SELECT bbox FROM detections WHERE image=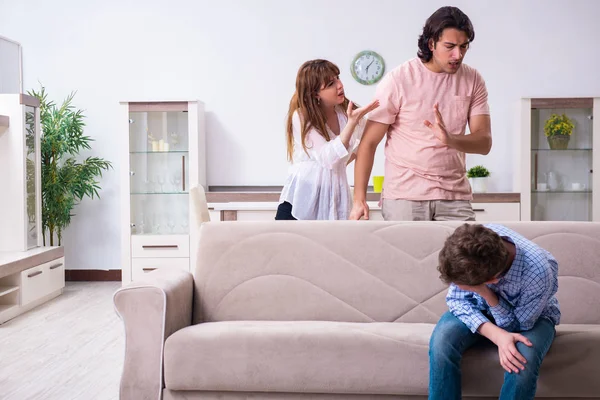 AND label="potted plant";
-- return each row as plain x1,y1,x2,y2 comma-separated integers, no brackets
467,165,490,193
28,86,112,246
544,113,574,150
